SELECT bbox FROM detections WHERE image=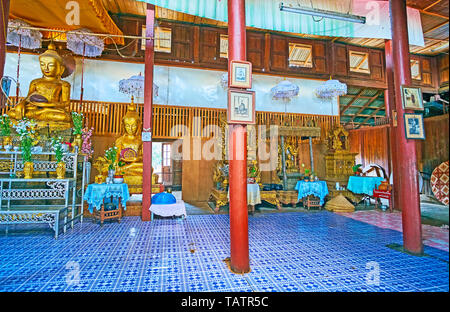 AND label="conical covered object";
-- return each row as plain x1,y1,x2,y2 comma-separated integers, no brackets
325,195,355,212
